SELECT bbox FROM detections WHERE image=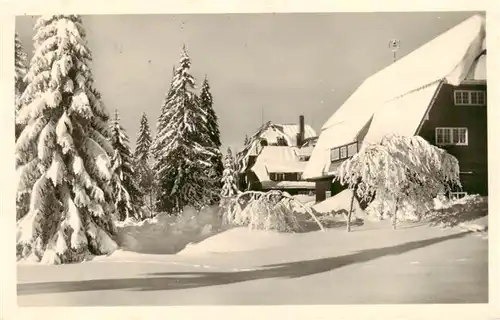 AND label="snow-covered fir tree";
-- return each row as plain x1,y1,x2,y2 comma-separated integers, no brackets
110,109,144,221
134,112,154,212
152,66,176,147
199,77,221,149
220,148,239,198
15,15,118,264
134,112,152,162
15,33,29,140
199,76,223,202
152,46,219,213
